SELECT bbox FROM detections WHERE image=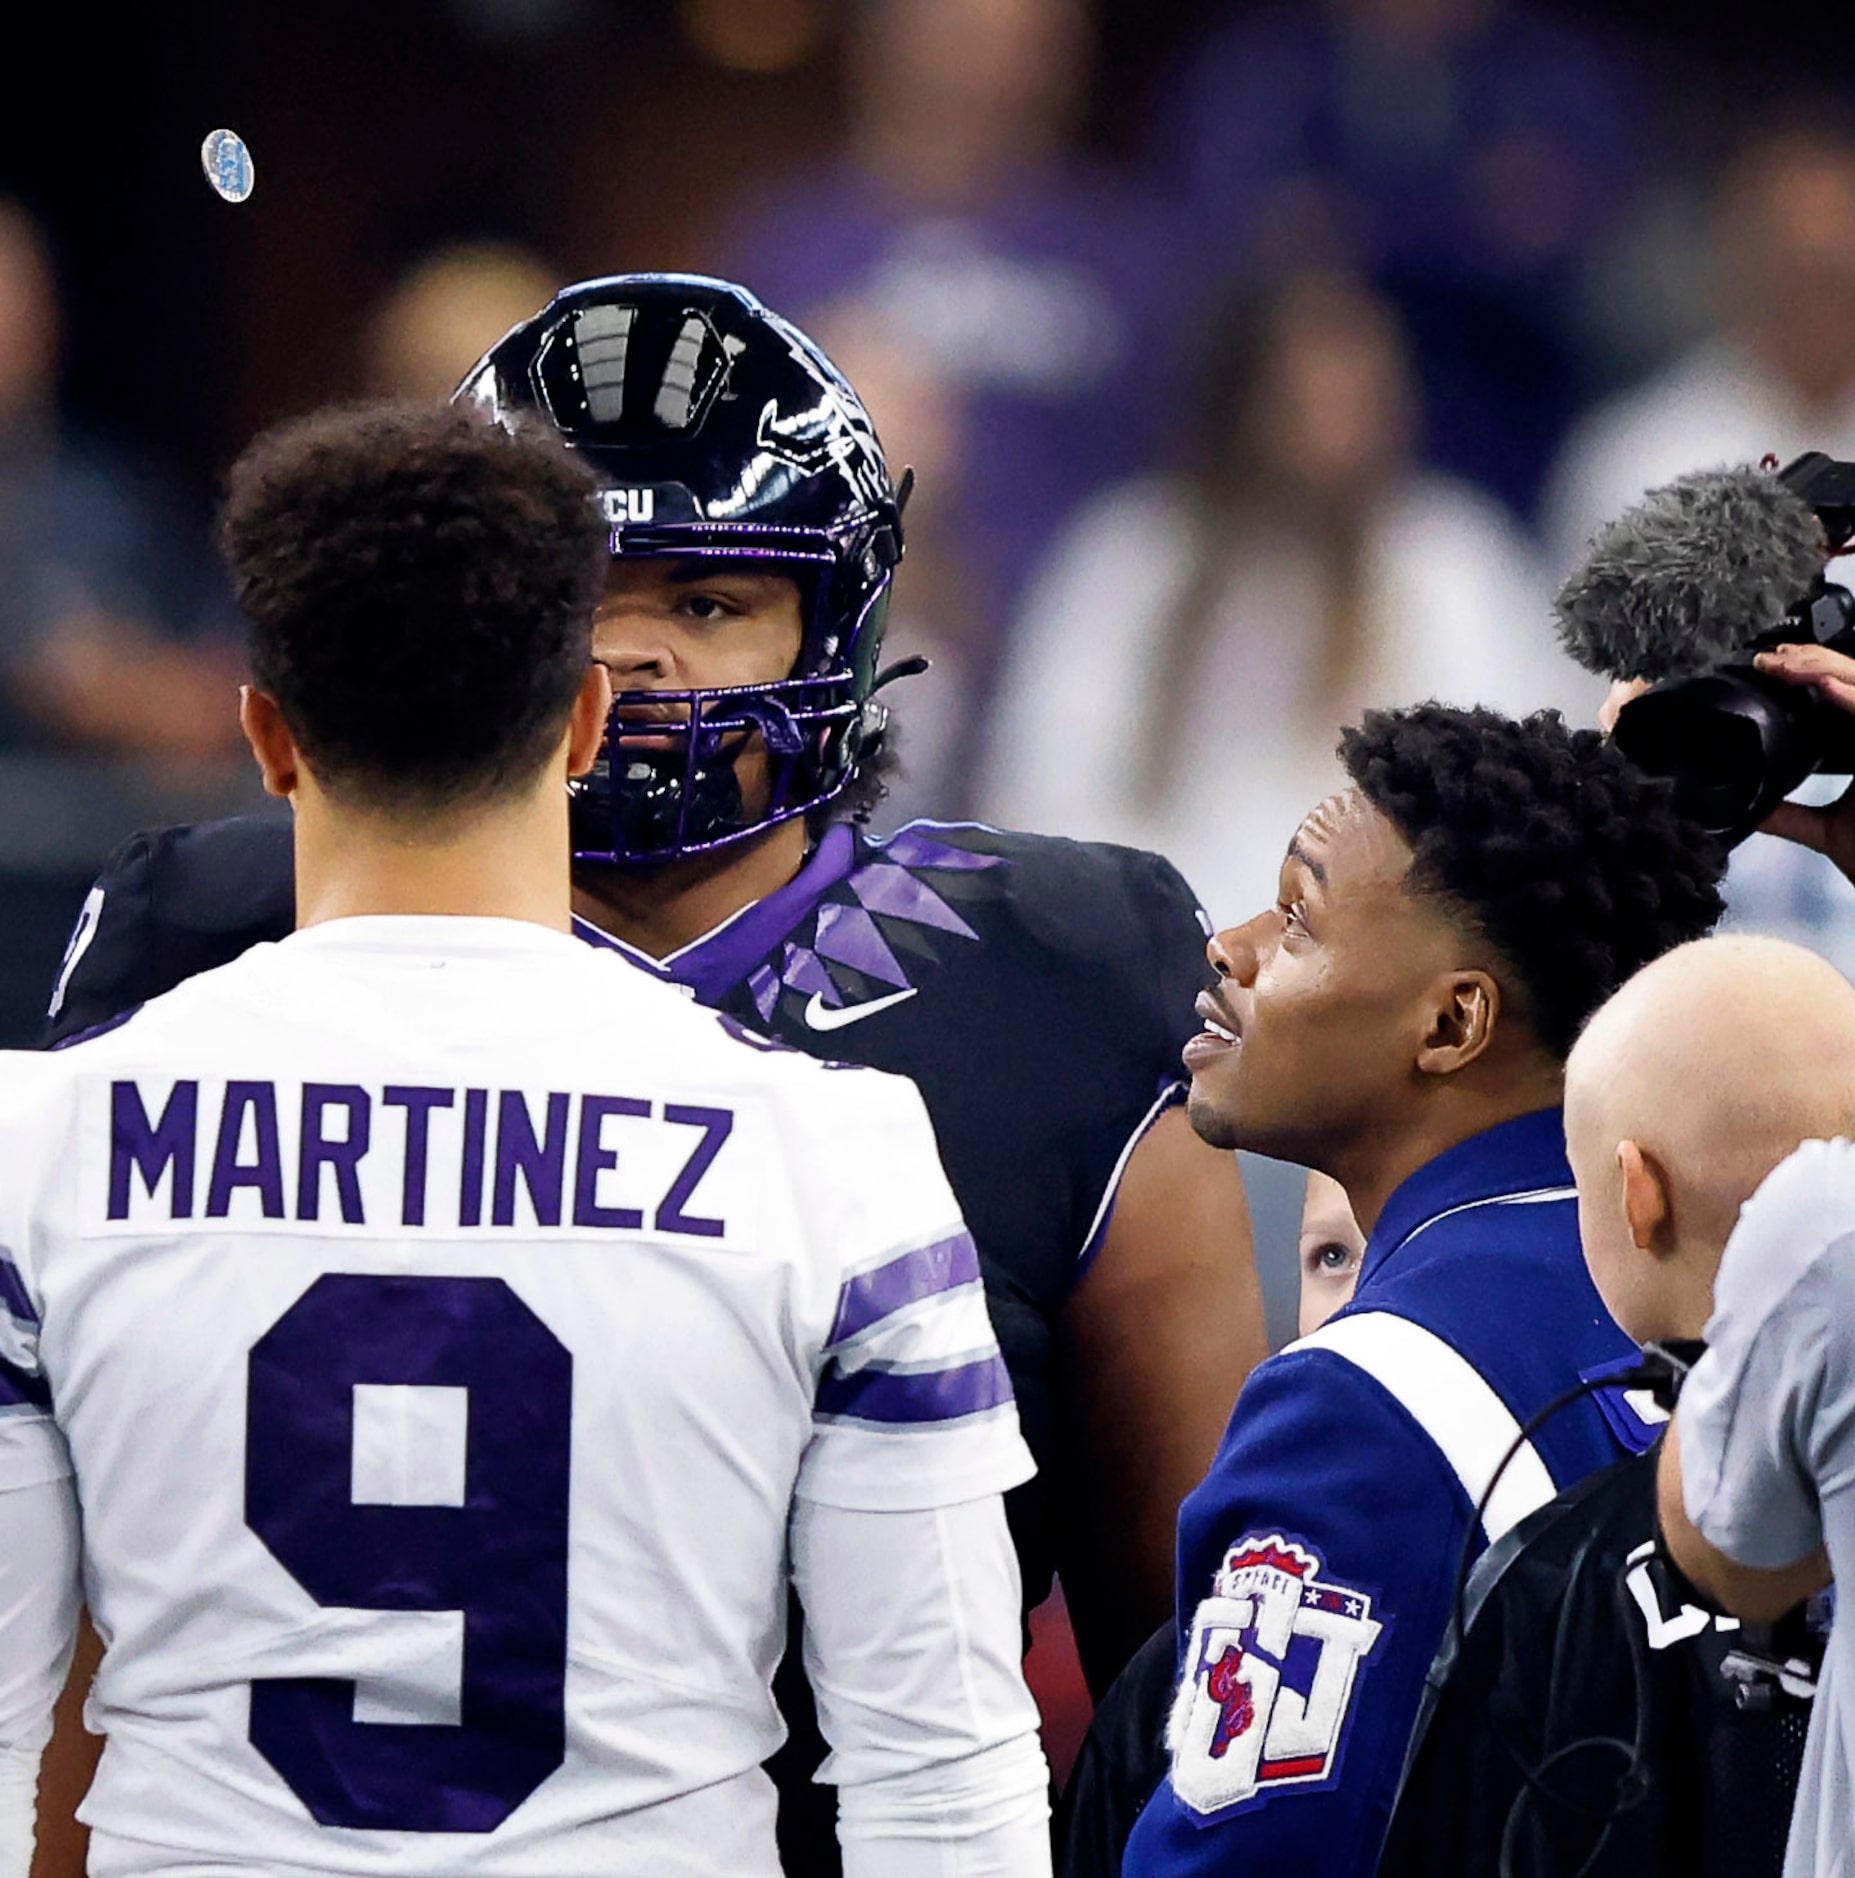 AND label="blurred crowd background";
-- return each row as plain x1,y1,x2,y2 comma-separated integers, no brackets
5,0,1854,1033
